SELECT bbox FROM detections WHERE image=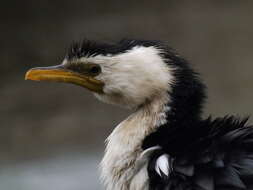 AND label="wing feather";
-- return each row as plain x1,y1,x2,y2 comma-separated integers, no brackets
145,117,253,190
